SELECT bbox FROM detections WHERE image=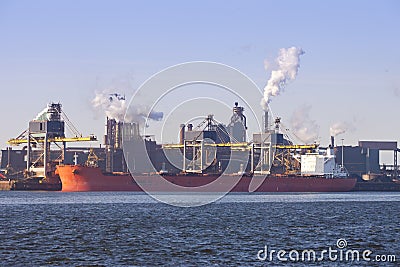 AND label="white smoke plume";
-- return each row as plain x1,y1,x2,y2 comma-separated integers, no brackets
261,47,305,110
92,91,163,124
263,59,271,71
290,104,319,144
330,121,351,137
